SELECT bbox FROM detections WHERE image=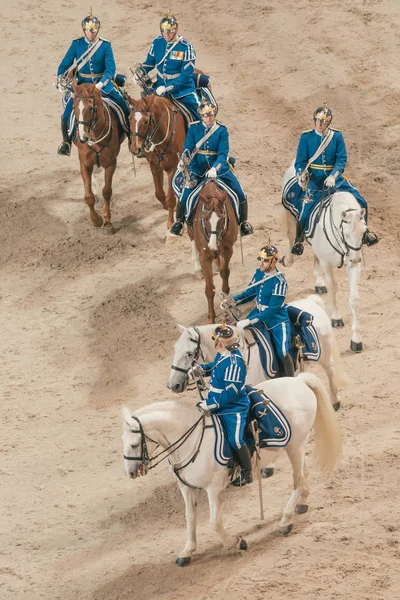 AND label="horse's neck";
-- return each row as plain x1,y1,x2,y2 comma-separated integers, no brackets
331,194,356,222
93,103,109,133
196,326,218,362
152,102,170,142
140,402,199,448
